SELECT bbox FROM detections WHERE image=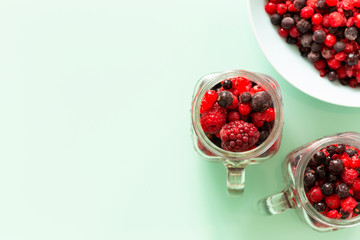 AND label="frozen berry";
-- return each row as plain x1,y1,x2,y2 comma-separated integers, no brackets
200,104,227,134
326,194,340,209
219,120,260,152
296,19,312,33
301,34,313,47
341,168,359,185
281,17,295,29
309,186,324,202
294,0,306,10
314,202,326,212
337,144,346,154
334,41,345,53
347,53,359,66
316,165,326,179
301,7,314,19
270,13,282,25
336,183,350,199
218,91,233,108
326,0,337,6
353,203,360,215
345,27,358,41
304,171,316,188
313,30,326,43
327,145,337,155
251,91,271,112
340,196,357,213
327,210,338,218
328,12,343,28
238,103,252,116
240,92,251,103
330,159,345,174
322,182,334,196
327,71,338,81
346,149,357,157
222,80,233,90
257,130,269,145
